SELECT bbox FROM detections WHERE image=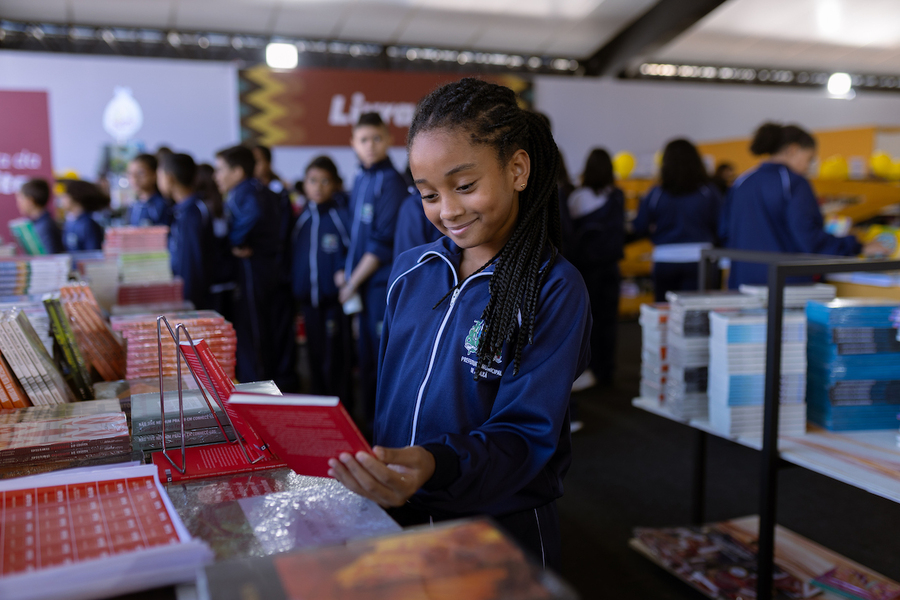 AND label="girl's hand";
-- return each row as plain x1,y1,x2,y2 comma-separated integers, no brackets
334,270,346,287
328,446,436,507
